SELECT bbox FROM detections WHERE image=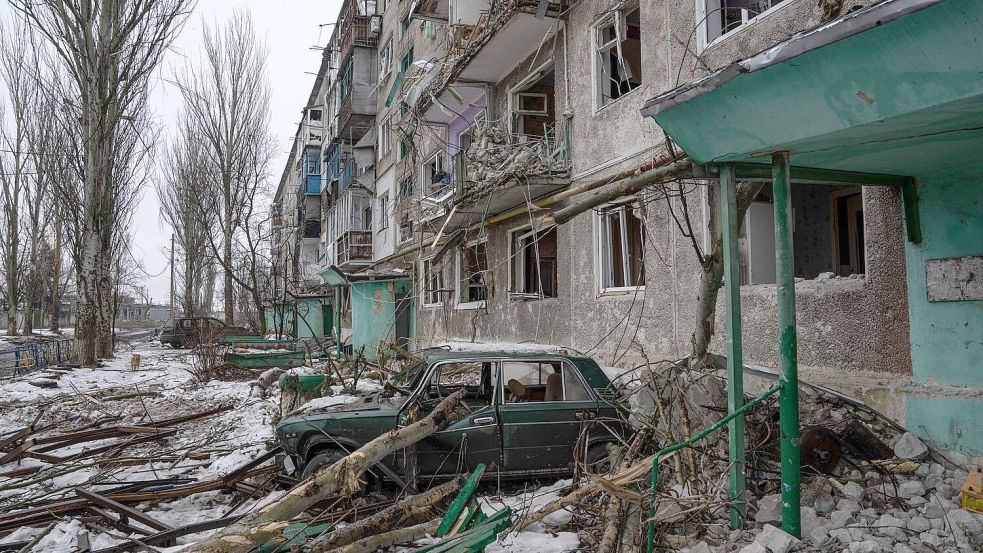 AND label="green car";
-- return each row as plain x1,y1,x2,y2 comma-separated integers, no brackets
274,350,628,482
